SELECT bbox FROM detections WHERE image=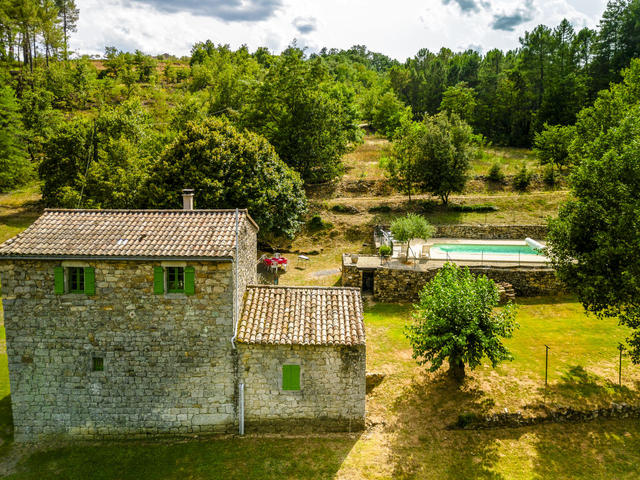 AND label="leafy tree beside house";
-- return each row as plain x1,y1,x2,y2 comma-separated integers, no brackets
390,214,435,261
143,117,307,239
406,263,518,381
547,59,640,362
